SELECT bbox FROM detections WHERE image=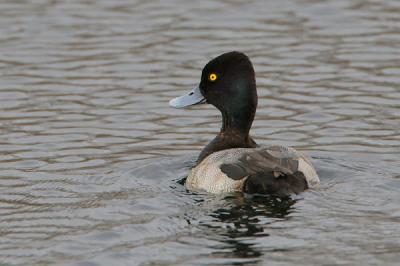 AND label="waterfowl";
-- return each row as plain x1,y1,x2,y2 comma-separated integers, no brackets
169,51,320,196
